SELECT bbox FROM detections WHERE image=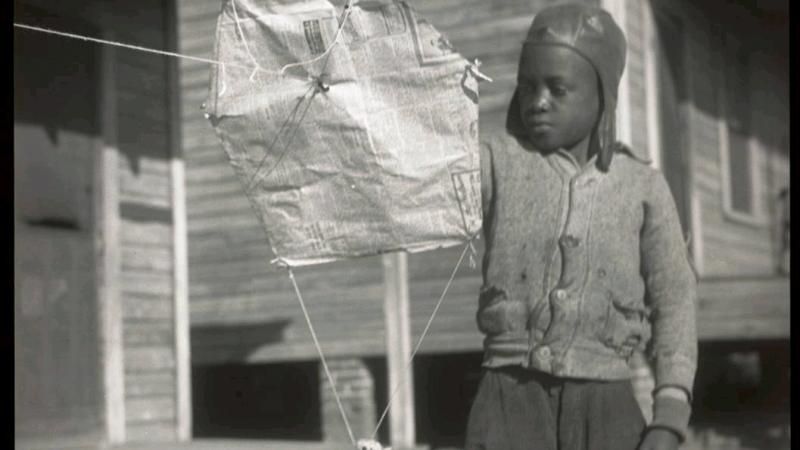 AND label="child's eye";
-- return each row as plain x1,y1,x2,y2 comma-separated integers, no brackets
551,86,567,96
